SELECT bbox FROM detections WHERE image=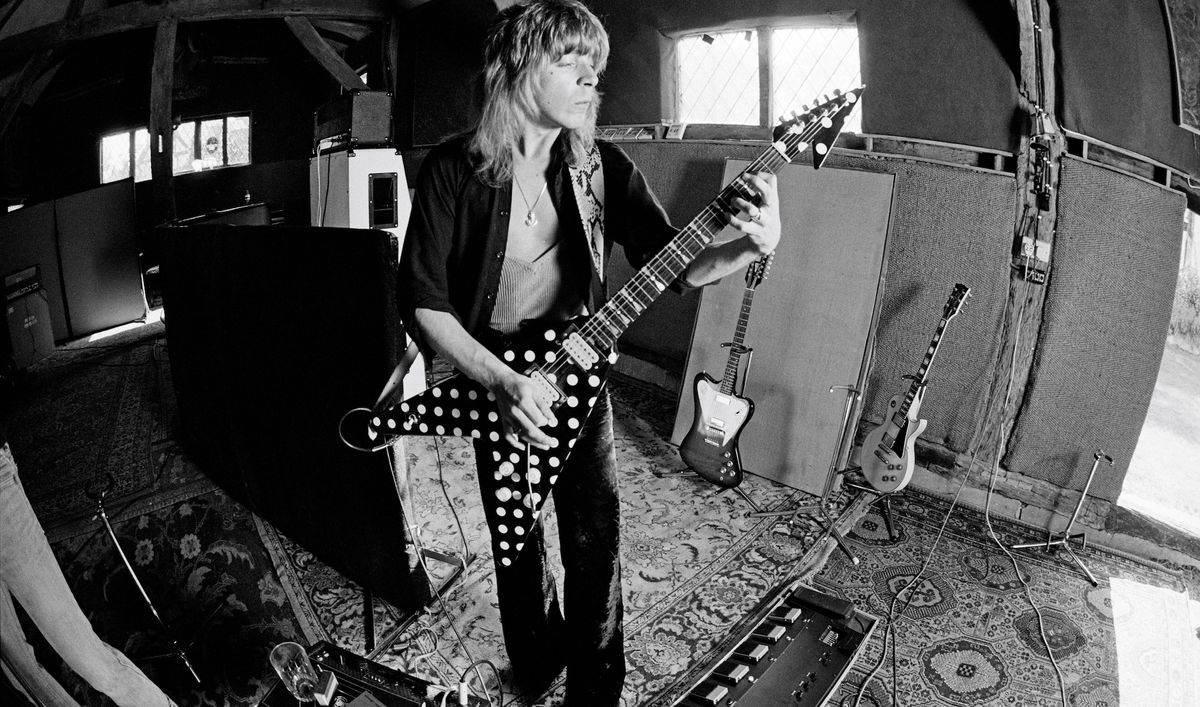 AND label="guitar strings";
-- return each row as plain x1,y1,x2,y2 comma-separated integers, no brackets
534,102,841,387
